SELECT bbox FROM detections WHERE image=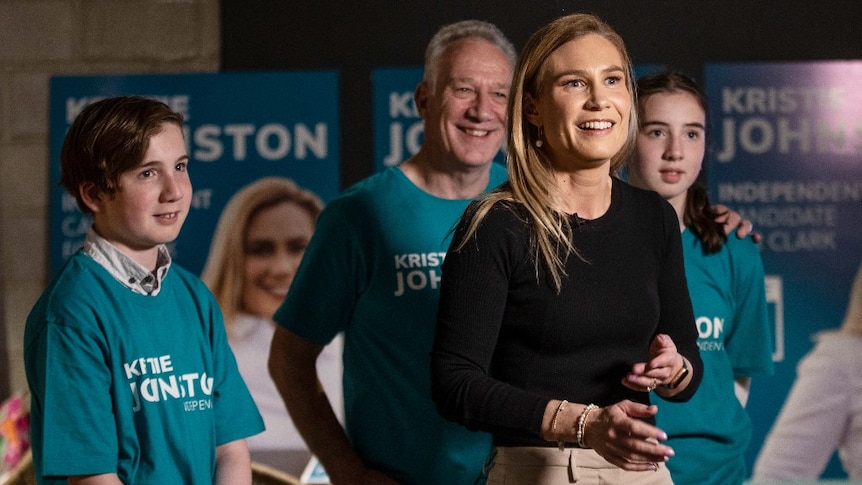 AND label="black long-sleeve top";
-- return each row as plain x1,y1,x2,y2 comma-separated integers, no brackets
431,177,703,447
